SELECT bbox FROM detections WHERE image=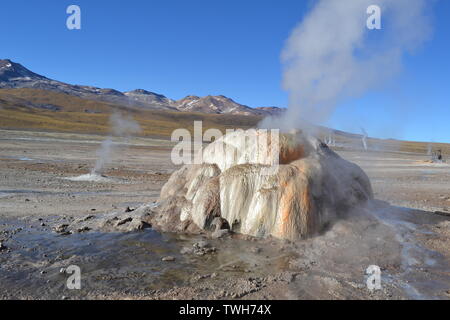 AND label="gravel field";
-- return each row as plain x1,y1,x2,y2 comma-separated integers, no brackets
0,130,449,300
